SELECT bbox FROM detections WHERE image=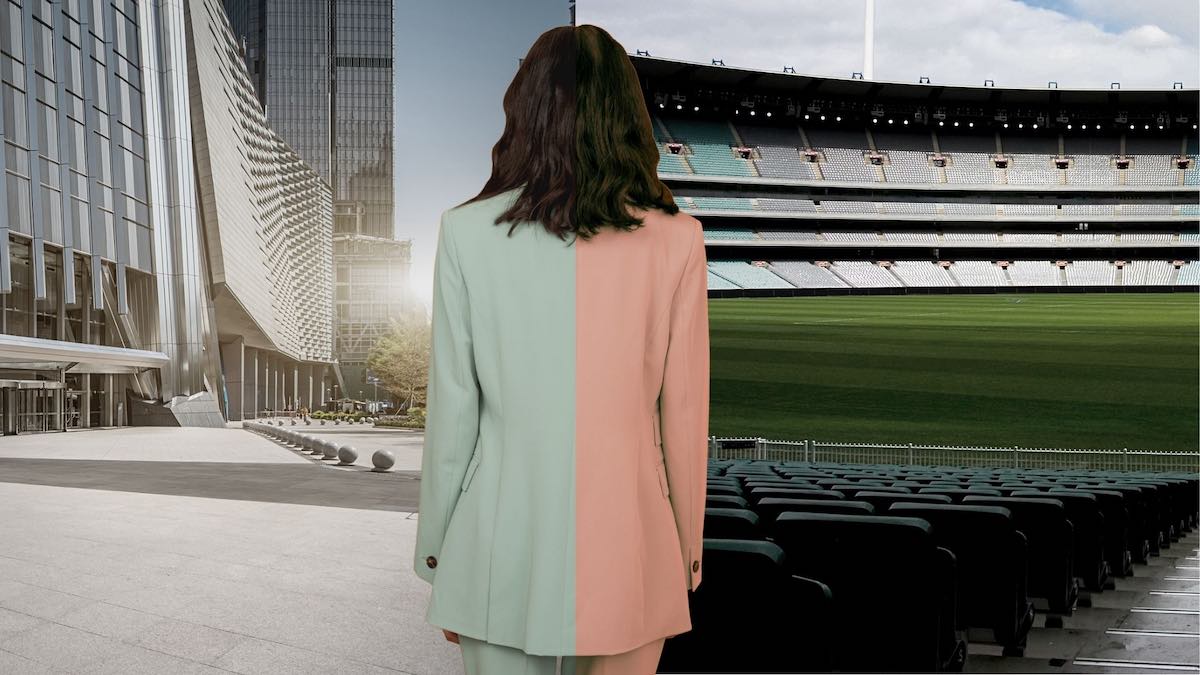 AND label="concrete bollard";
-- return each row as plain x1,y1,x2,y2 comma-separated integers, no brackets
337,446,359,465
372,450,395,472
322,442,339,460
